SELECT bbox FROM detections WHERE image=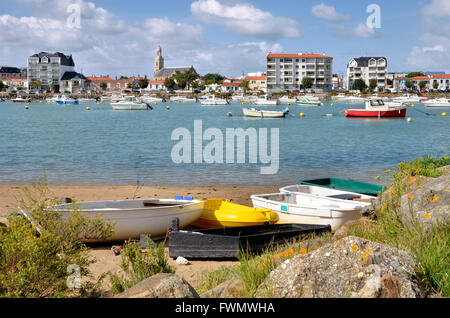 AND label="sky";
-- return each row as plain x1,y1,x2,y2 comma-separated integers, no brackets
0,0,449,78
